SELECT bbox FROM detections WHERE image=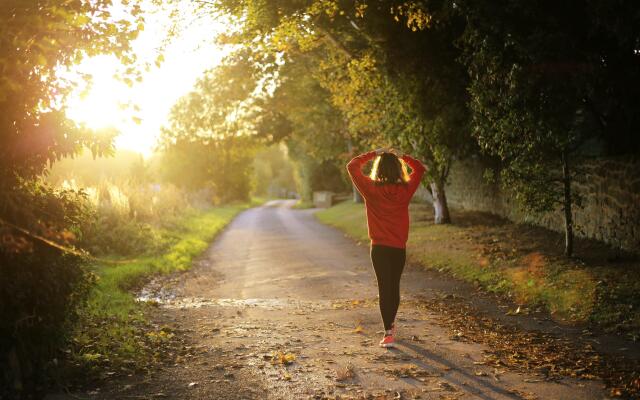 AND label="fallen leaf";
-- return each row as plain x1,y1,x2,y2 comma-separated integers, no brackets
270,351,296,365
336,364,355,381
